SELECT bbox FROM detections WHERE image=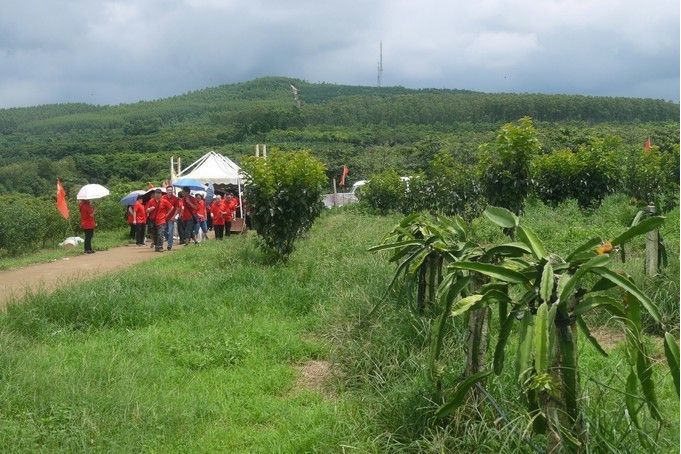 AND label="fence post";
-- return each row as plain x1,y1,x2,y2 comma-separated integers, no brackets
645,204,659,277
